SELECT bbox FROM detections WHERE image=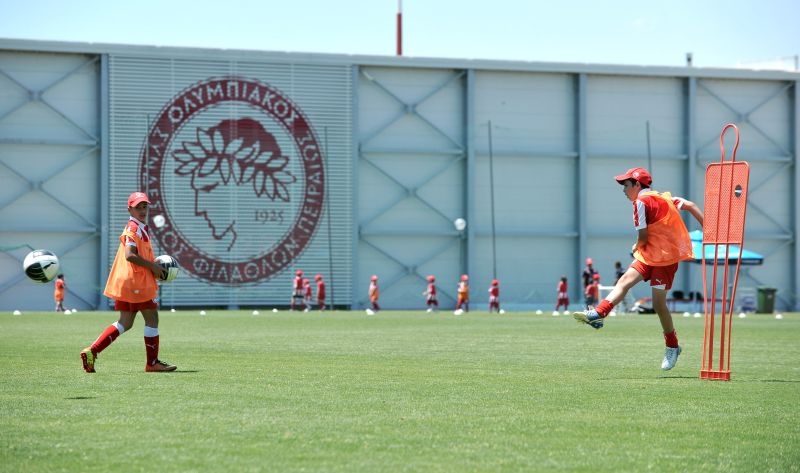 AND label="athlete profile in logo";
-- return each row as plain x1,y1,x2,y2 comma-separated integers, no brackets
141,76,325,285
173,118,296,251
